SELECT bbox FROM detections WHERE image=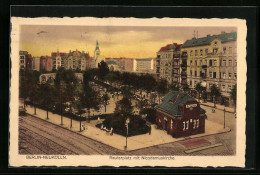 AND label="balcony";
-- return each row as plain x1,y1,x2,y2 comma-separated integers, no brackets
181,63,187,68
181,72,187,77
173,54,180,58
202,65,207,69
